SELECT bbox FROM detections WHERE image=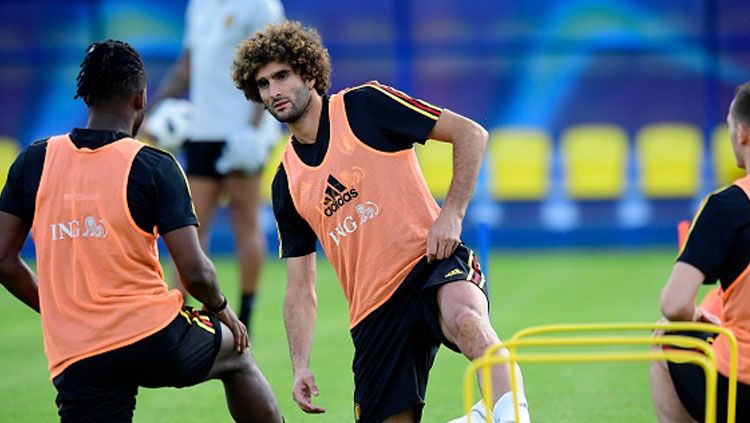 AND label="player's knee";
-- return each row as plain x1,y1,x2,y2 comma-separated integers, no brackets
451,306,499,354
214,349,255,380
232,350,256,375
452,305,484,333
